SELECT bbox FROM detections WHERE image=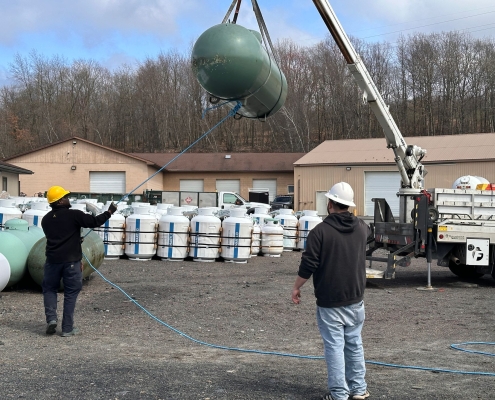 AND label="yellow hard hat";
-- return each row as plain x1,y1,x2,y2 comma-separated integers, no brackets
47,186,70,204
